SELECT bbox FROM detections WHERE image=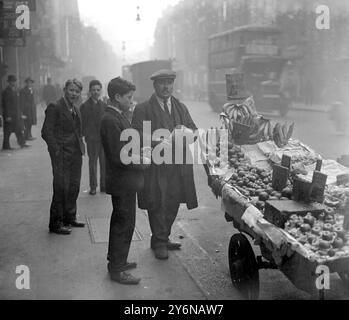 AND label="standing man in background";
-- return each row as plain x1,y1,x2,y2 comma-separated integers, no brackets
20,77,37,141
0,63,9,129
42,79,86,235
80,80,107,195
2,75,28,150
